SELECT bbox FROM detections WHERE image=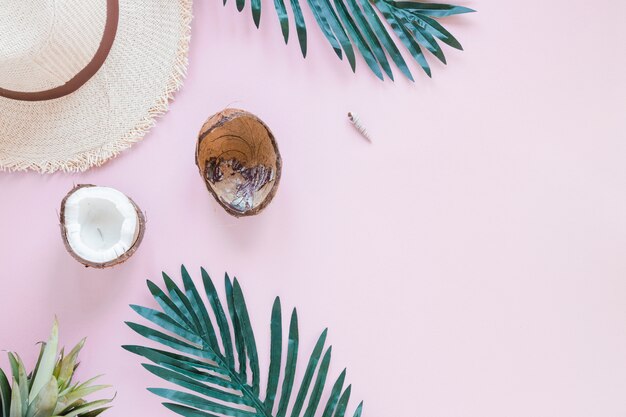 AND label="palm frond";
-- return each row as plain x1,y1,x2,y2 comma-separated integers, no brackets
222,0,475,80
124,266,362,417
